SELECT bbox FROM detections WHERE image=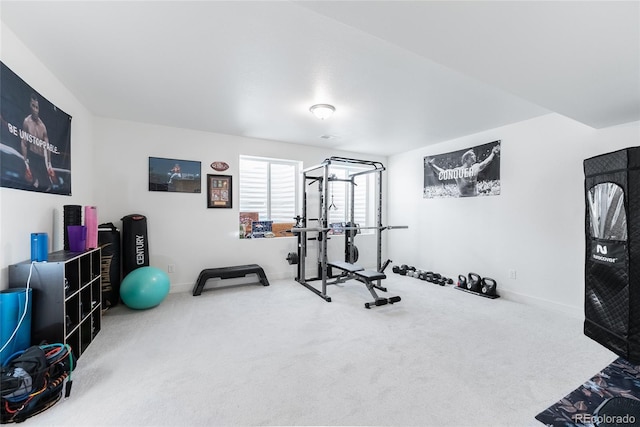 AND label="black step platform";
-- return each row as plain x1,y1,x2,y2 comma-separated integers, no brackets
192,264,270,296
